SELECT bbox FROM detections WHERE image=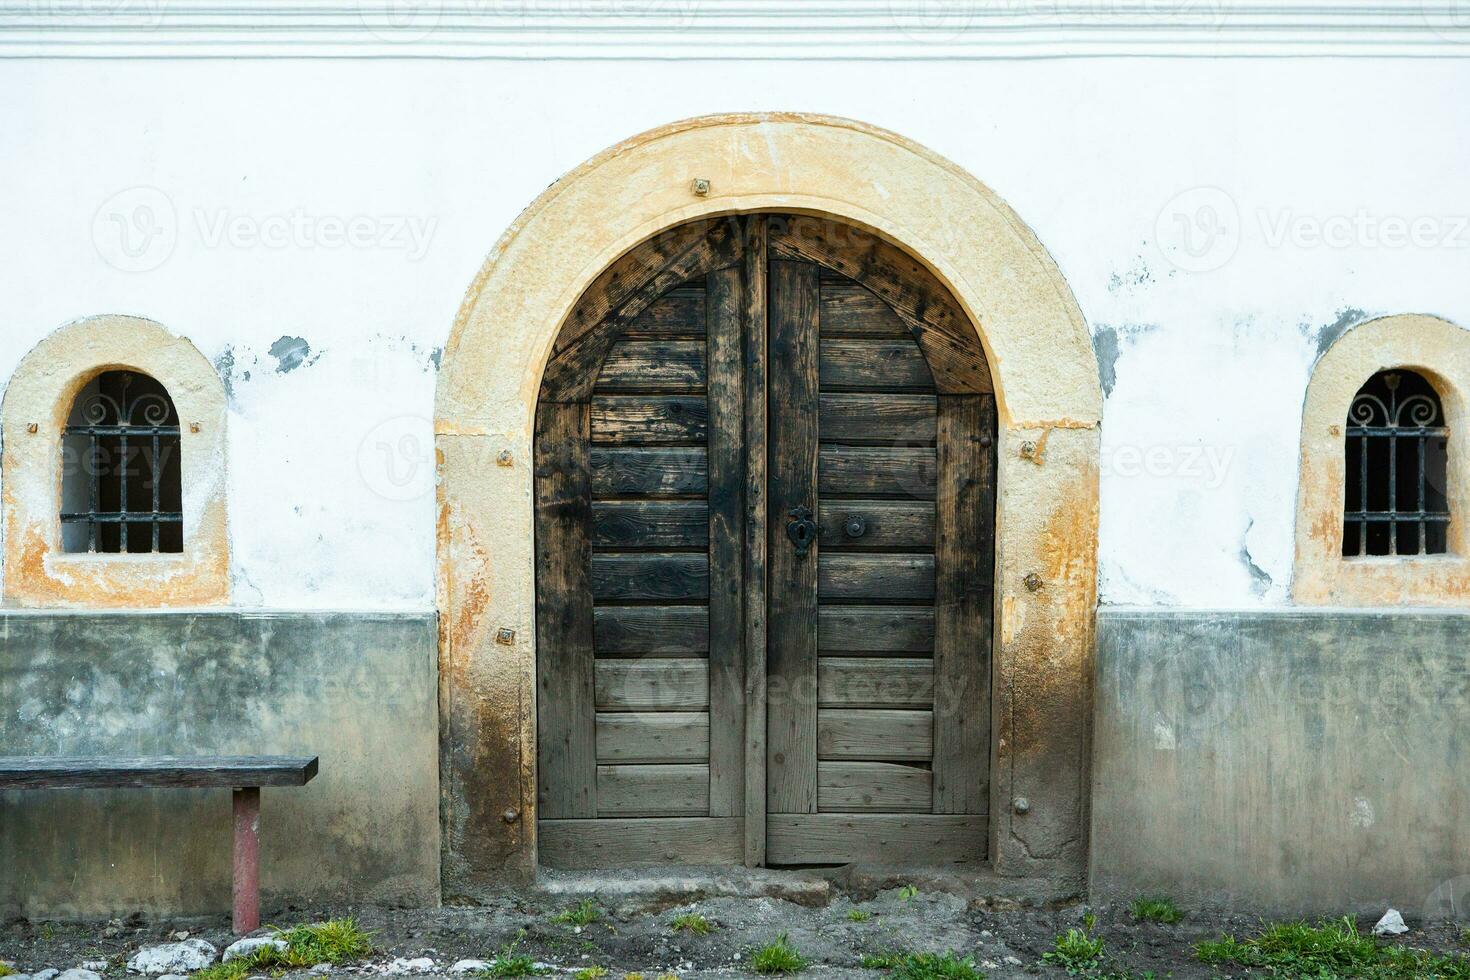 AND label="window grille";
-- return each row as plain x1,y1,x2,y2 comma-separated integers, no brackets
60,371,183,554
1343,369,1449,557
